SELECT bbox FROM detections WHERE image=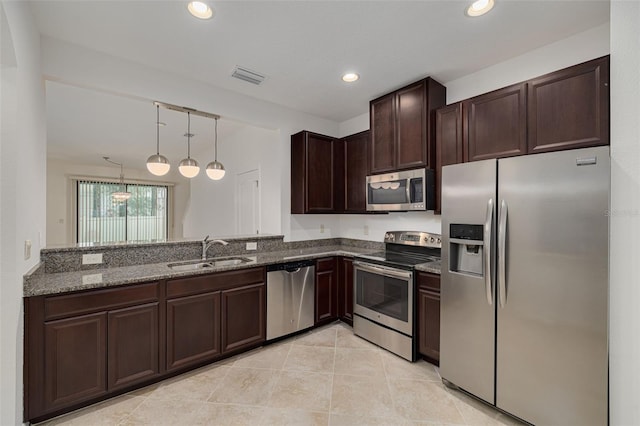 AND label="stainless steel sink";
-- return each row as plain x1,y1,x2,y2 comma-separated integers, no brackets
210,258,250,266
167,261,214,271
168,257,254,271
